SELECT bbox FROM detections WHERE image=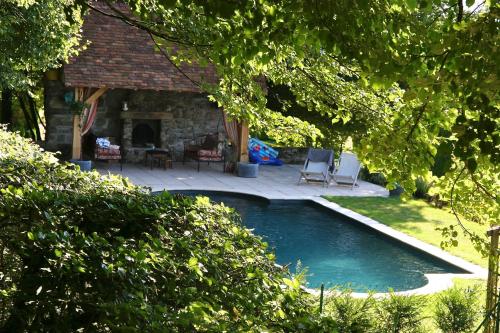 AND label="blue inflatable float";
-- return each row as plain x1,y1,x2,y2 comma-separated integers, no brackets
248,138,283,166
